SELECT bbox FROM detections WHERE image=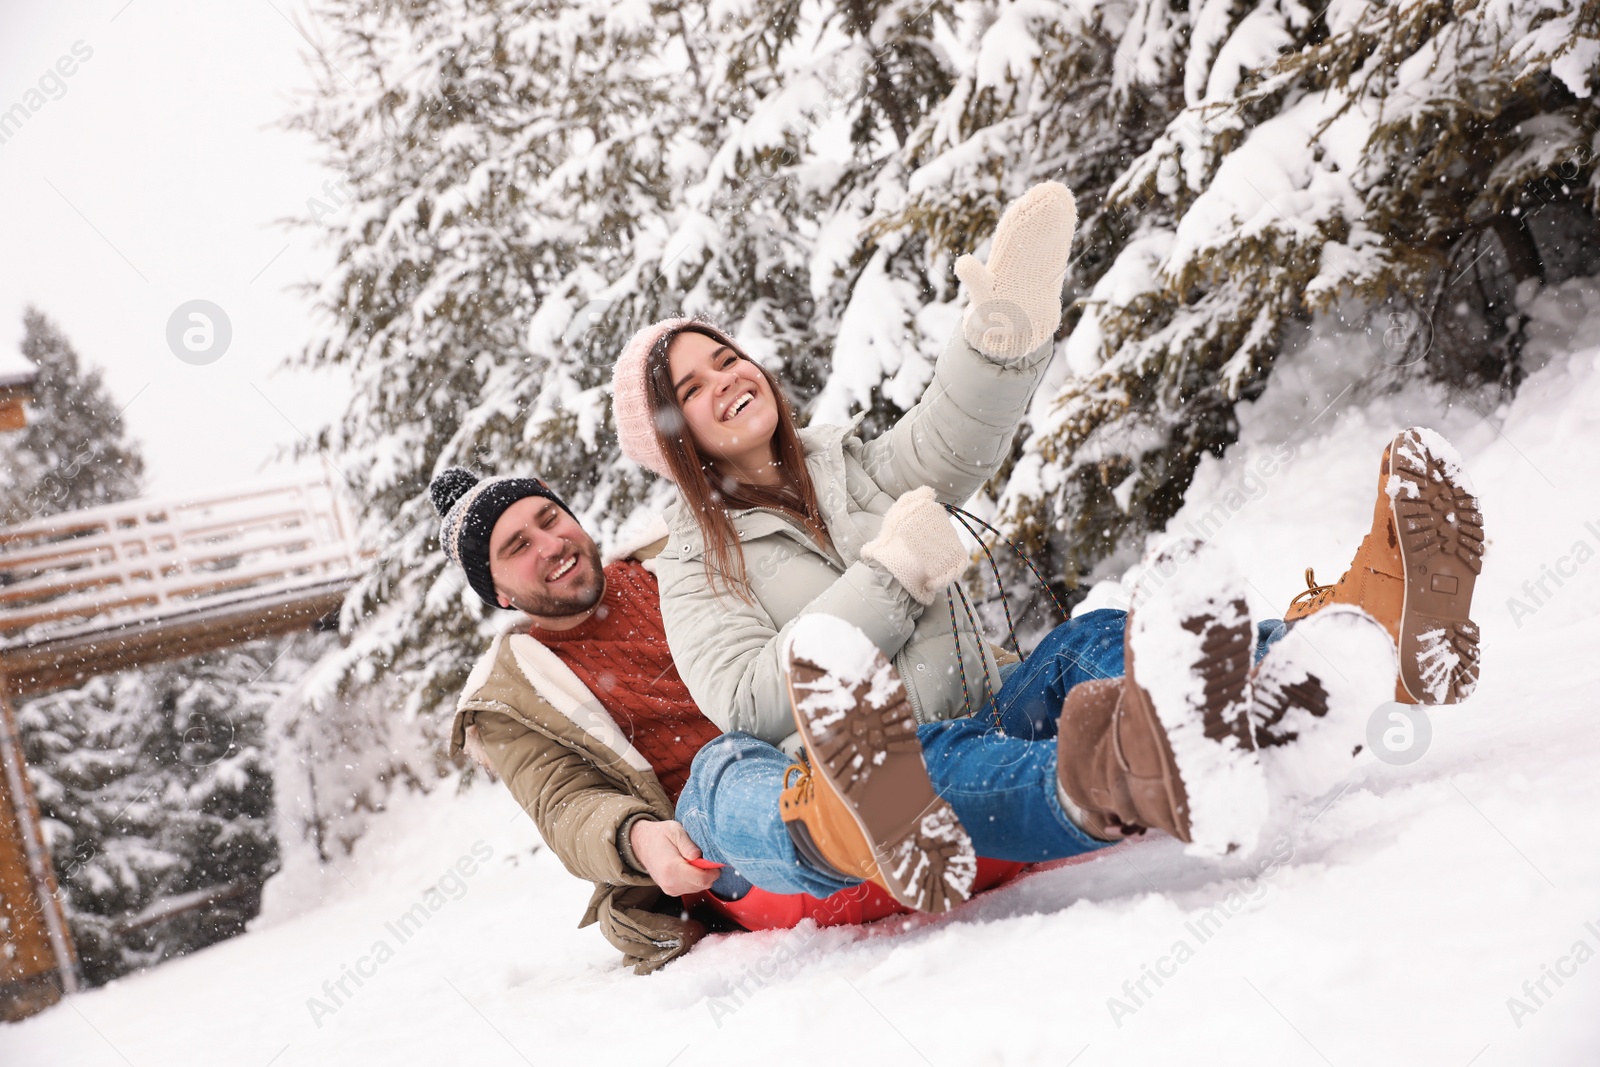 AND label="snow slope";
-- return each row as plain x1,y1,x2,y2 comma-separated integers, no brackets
7,282,1600,1065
